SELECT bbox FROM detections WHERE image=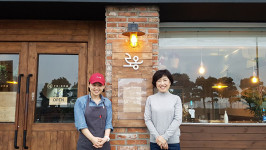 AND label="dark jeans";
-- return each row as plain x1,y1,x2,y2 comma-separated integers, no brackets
150,142,180,150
